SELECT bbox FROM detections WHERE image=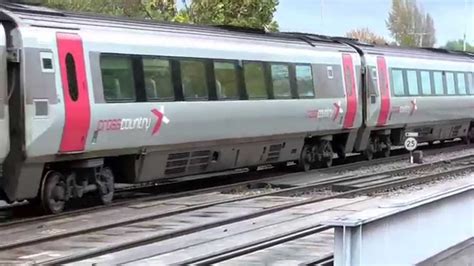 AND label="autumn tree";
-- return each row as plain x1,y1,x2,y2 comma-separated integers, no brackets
386,0,436,47
346,28,388,45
